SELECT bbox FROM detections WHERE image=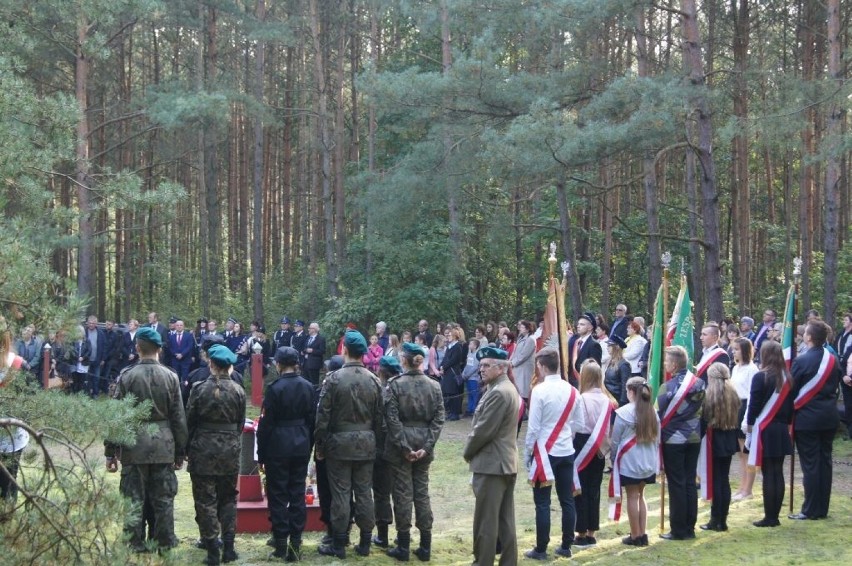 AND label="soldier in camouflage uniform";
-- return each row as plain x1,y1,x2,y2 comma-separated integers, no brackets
315,330,383,559
384,342,446,562
371,355,404,549
186,344,246,565
105,327,188,553
257,346,317,561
